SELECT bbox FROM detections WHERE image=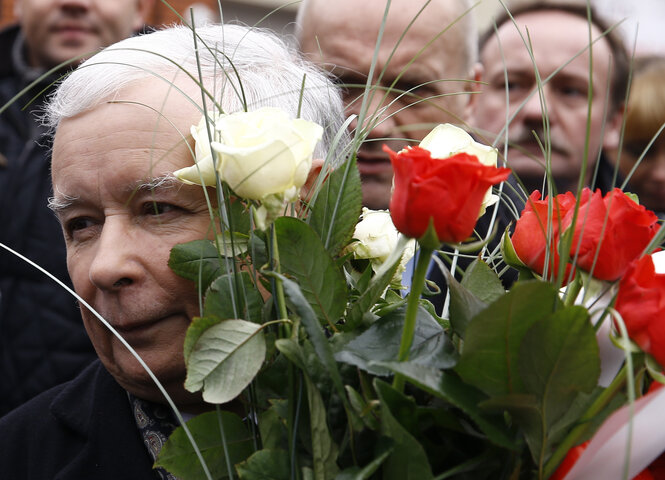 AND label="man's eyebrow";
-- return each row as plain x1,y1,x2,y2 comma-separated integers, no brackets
47,174,183,216
131,173,182,194
47,189,79,216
